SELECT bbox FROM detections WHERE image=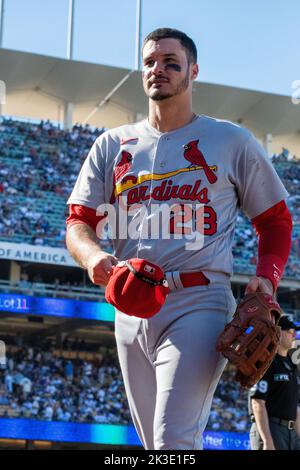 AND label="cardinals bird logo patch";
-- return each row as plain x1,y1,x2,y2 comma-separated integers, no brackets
110,151,137,204
183,139,217,184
